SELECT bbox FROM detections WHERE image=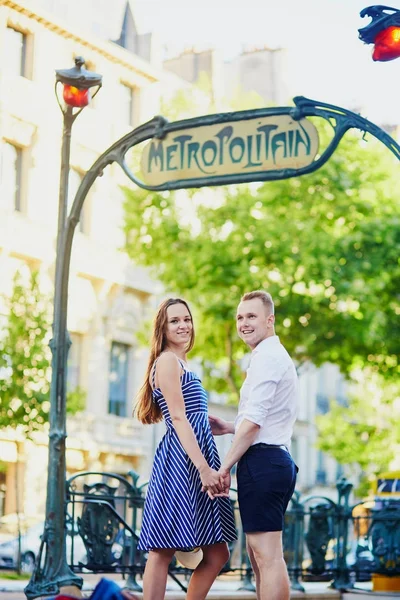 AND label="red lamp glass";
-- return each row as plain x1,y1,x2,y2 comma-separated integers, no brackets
55,57,102,113
372,25,400,61
62,85,90,108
